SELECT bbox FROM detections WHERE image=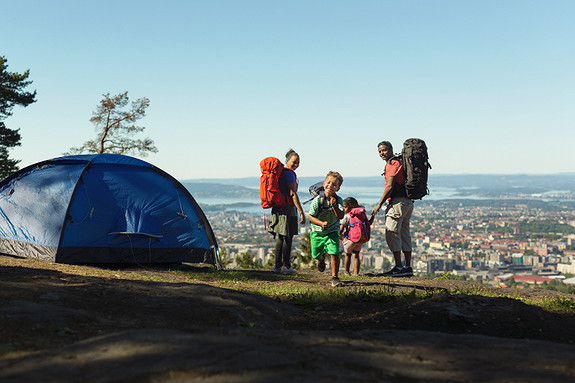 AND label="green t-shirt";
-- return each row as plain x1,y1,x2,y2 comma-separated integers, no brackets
309,194,344,234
